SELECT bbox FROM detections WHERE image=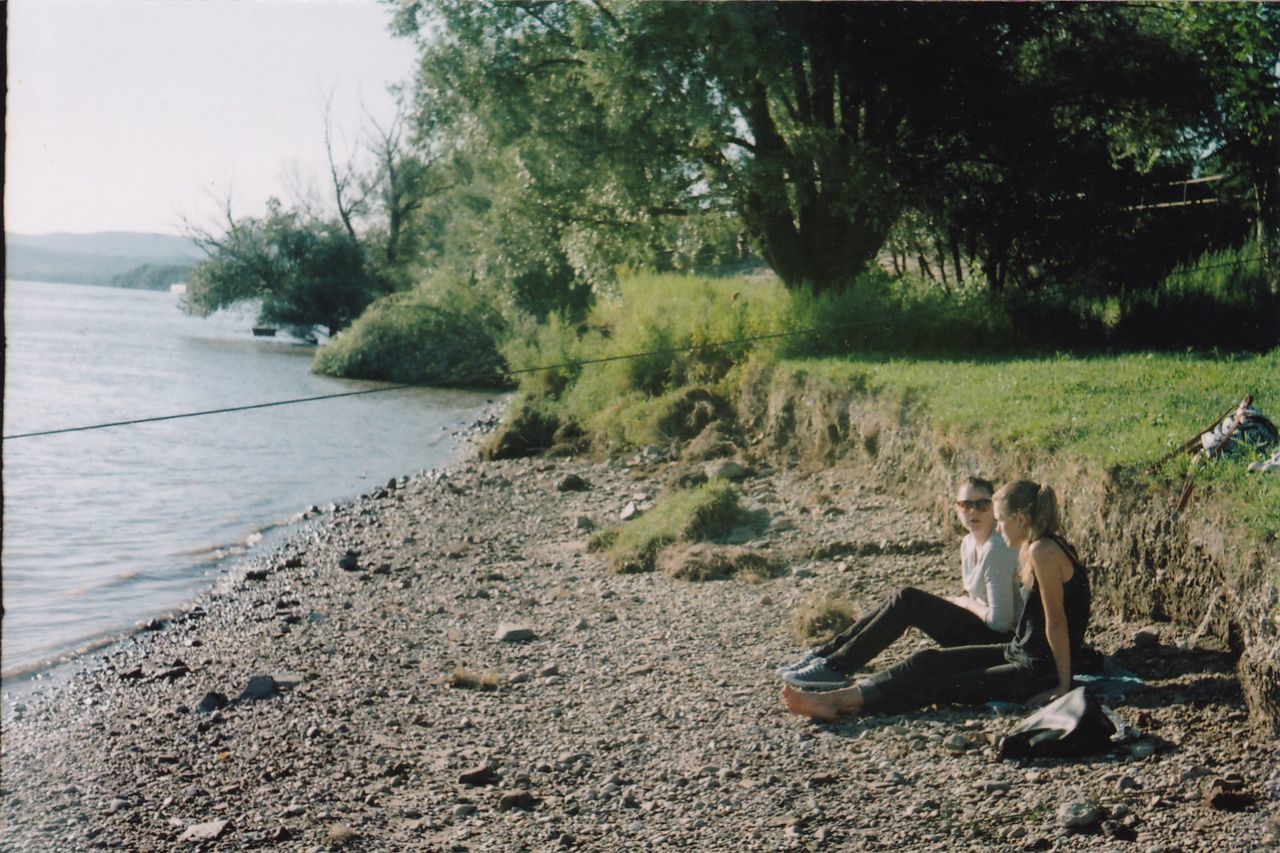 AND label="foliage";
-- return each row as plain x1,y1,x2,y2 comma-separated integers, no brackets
591,480,745,572
312,272,508,386
501,271,790,445
779,245,1279,357
184,201,386,335
1180,4,1280,247
107,263,193,291
394,1,1245,294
